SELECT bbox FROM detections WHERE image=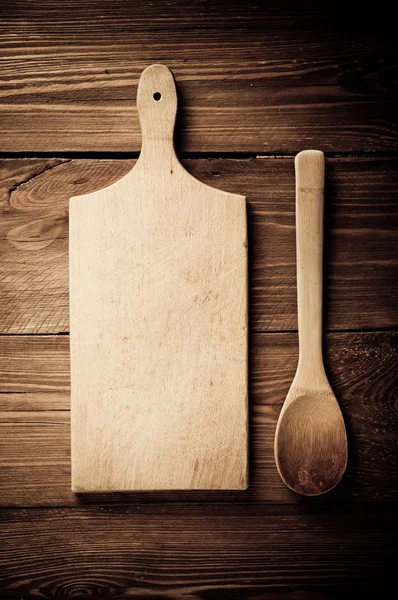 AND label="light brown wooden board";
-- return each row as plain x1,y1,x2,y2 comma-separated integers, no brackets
1,157,397,335
69,65,248,491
